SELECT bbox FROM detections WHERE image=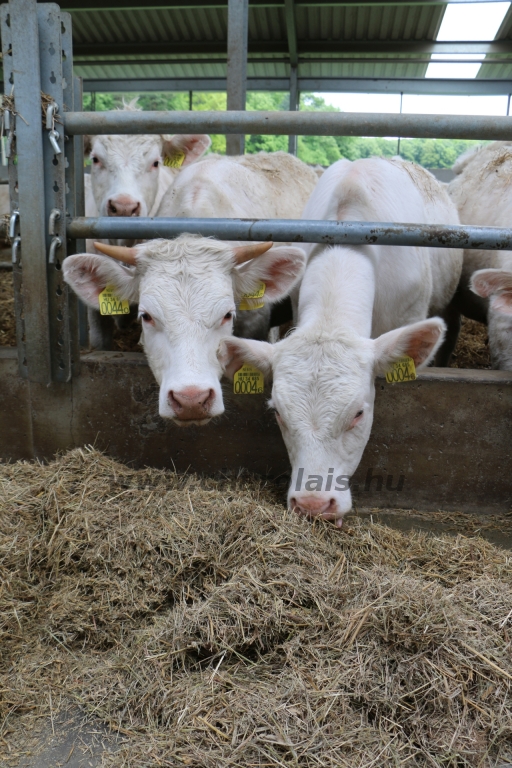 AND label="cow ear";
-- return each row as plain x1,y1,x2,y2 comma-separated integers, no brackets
63,253,140,309
234,246,306,303
373,318,446,375
218,338,275,379
161,134,211,168
471,268,512,315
